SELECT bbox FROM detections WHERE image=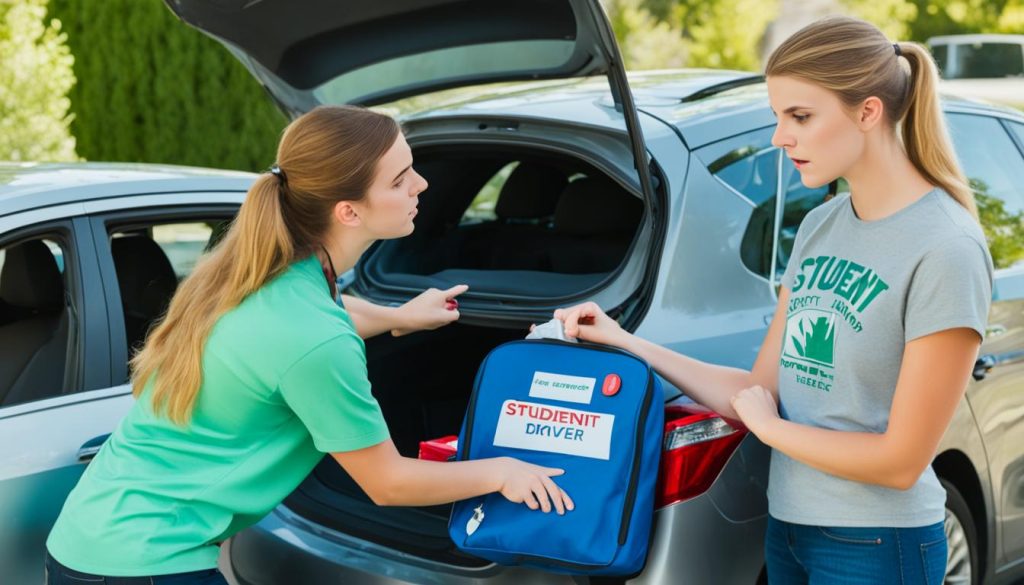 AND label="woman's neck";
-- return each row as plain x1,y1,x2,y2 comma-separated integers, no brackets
844,134,935,221
319,229,374,276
